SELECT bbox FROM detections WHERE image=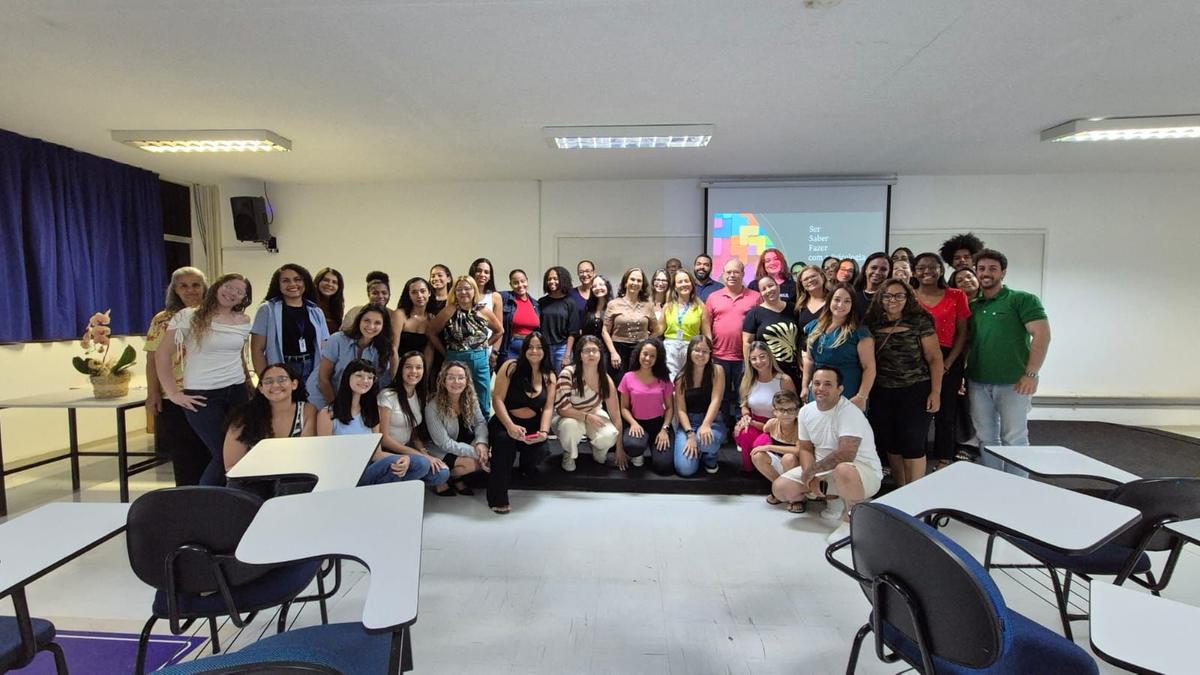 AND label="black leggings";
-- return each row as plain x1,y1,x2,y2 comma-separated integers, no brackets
487,415,547,508
932,346,965,462
868,380,933,460
621,416,675,475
